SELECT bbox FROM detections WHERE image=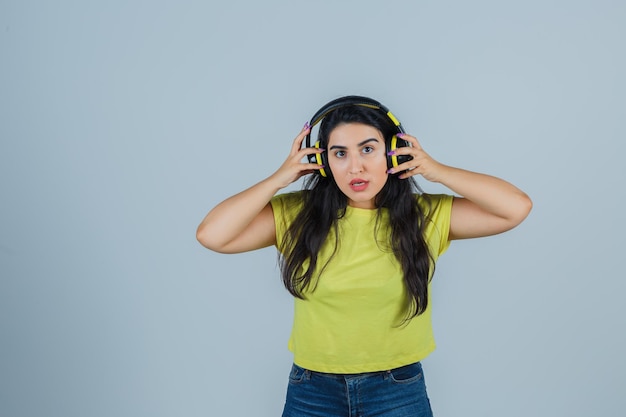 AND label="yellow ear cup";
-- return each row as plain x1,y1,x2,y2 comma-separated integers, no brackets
314,141,328,177
390,135,399,168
